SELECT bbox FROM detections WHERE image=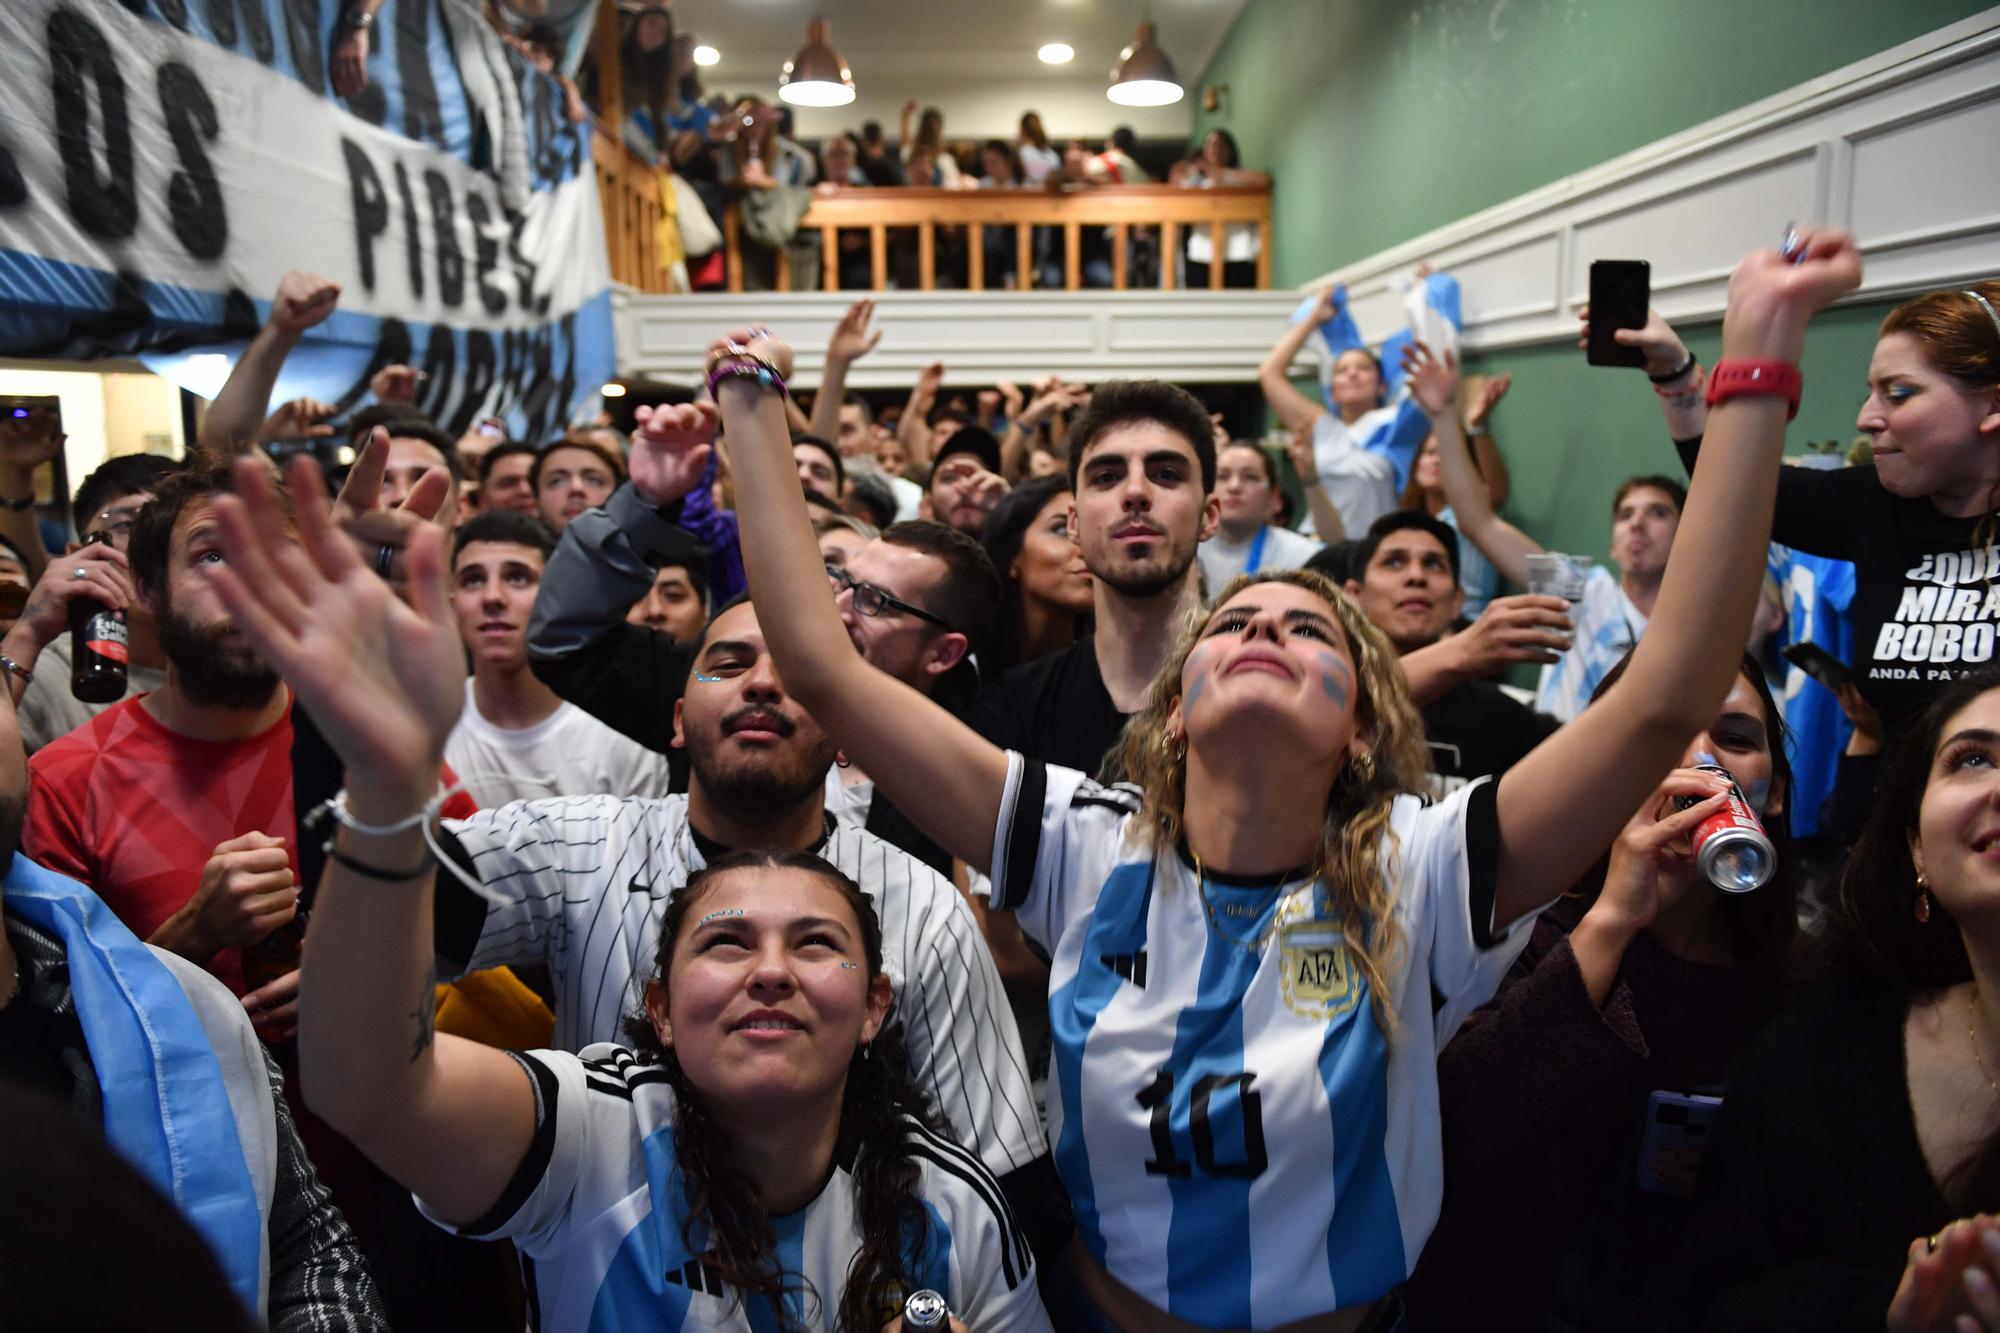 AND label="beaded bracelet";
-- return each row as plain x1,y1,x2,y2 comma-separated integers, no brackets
706,358,788,401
